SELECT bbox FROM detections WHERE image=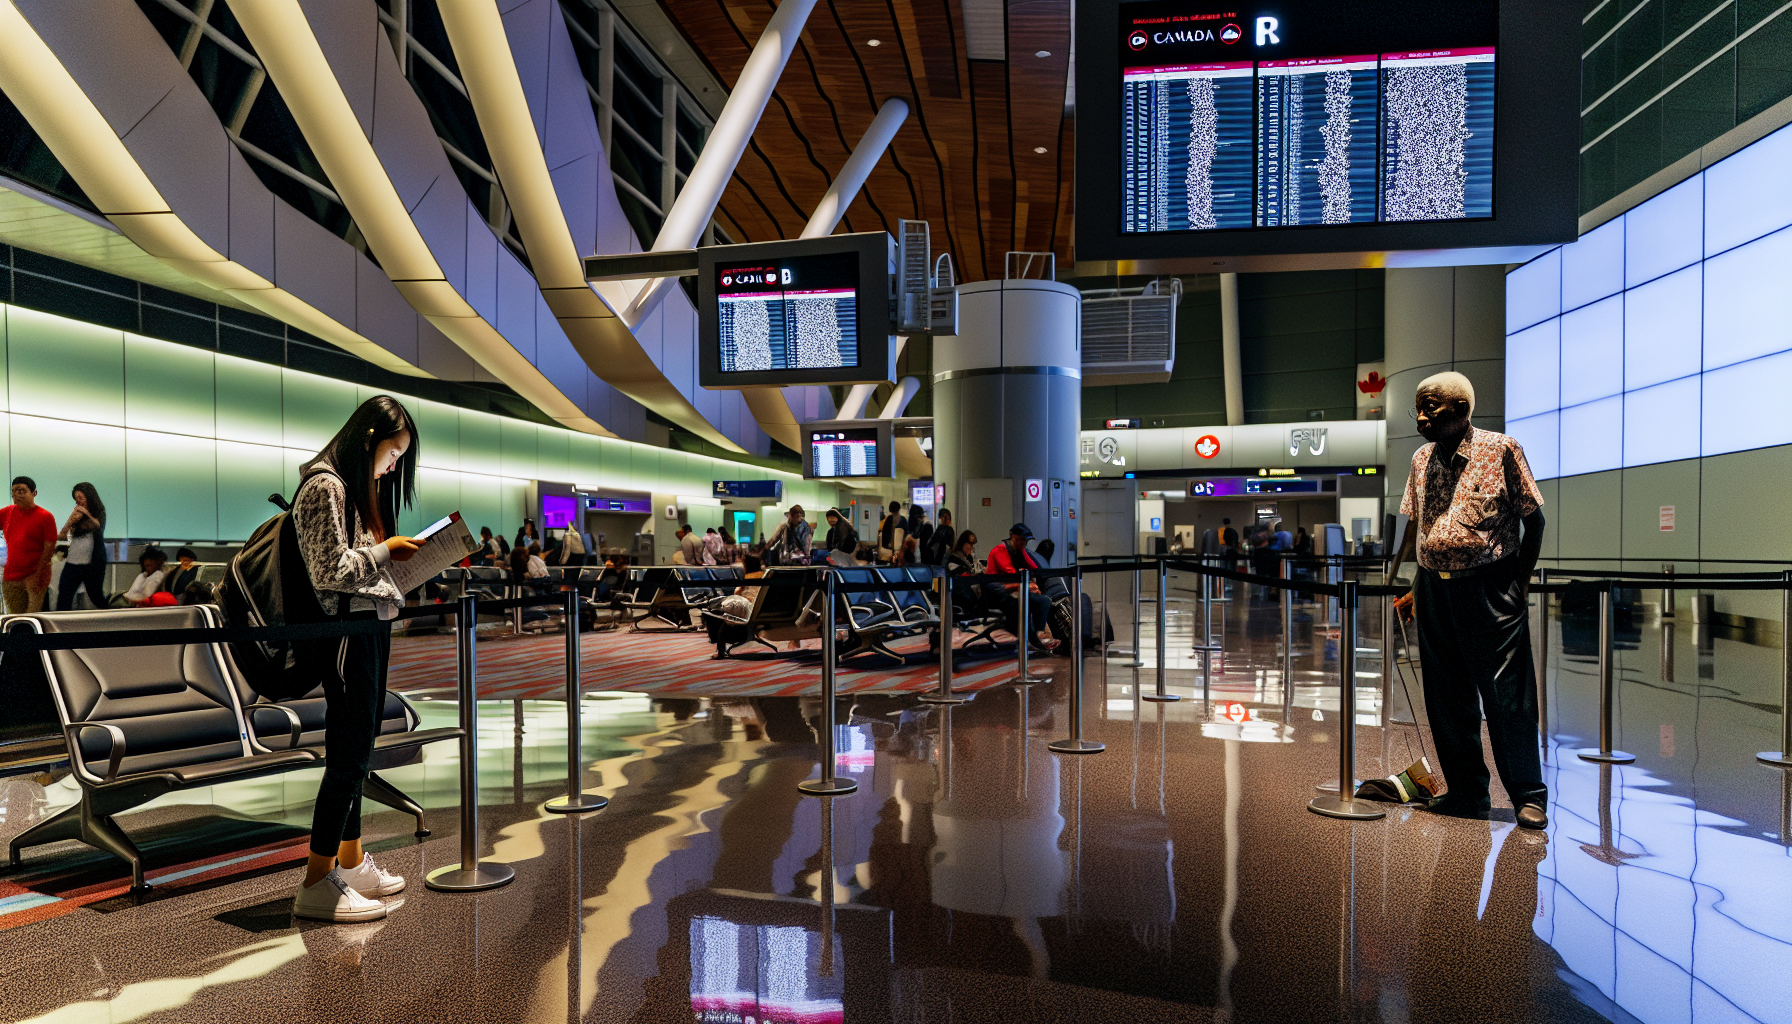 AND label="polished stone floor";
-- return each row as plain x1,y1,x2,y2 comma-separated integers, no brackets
1,573,1789,1023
